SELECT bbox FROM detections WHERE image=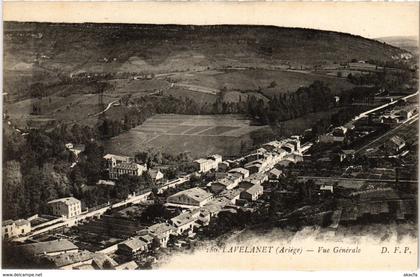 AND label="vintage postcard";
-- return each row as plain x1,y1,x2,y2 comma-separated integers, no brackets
1,1,419,271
